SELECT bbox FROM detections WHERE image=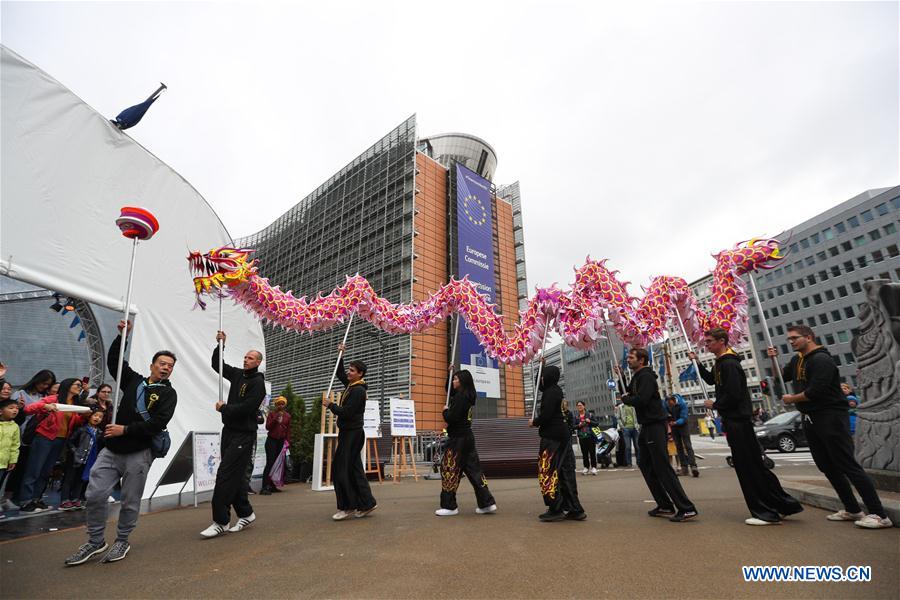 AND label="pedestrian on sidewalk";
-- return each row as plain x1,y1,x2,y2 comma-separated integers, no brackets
768,324,892,529
261,396,290,495
323,343,377,521
435,367,497,516
65,320,178,565
705,412,717,439
691,327,802,526
573,401,598,475
616,399,639,466
666,394,698,477
618,348,697,522
200,330,266,538
530,360,586,522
